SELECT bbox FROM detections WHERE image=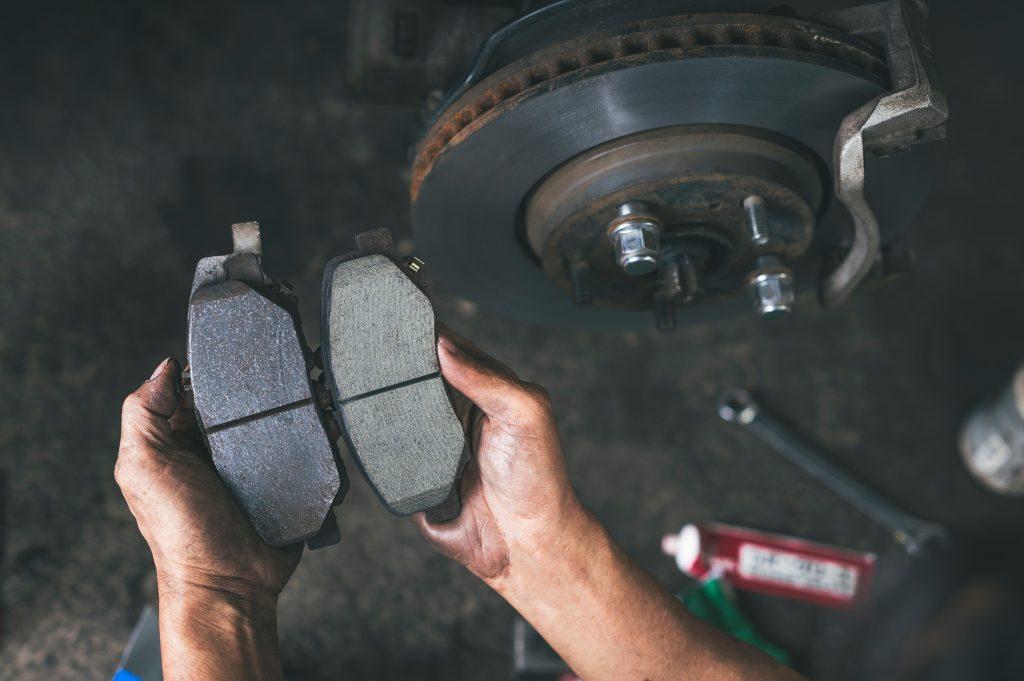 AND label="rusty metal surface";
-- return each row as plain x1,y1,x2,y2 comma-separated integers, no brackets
412,12,888,200
524,124,824,311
